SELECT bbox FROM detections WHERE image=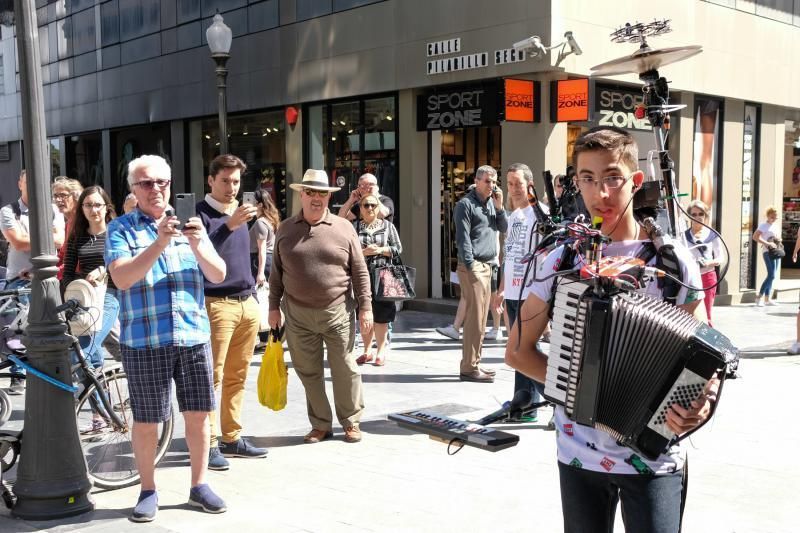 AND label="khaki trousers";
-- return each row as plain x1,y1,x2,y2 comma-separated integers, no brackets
457,262,492,374
206,295,260,445
283,299,364,430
